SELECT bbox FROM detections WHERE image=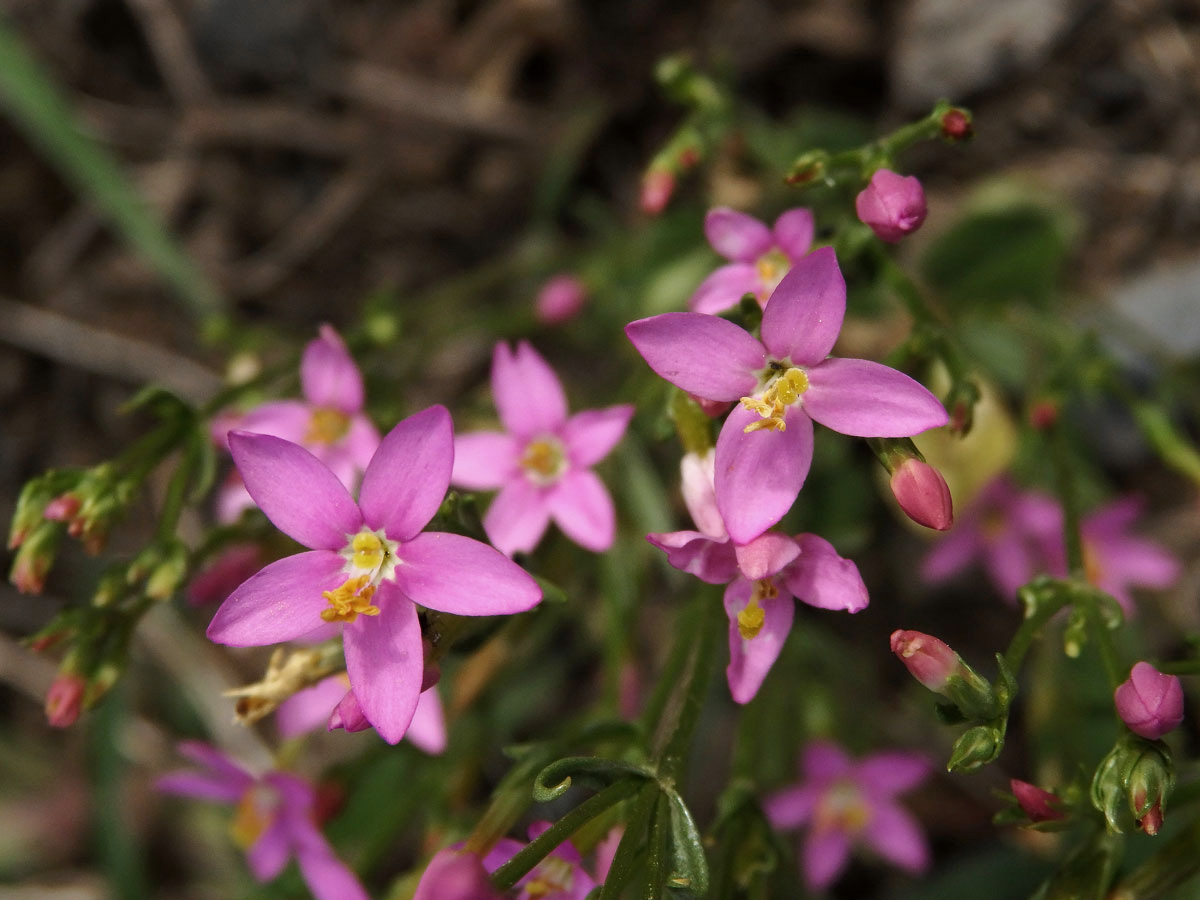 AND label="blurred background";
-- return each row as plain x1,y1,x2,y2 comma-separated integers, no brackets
3,0,1200,897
